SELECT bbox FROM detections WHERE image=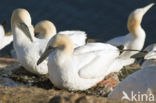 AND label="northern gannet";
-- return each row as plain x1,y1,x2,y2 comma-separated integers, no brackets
11,8,49,75
37,34,120,90
108,44,156,100
34,20,87,48
11,8,87,75
106,3,155,73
